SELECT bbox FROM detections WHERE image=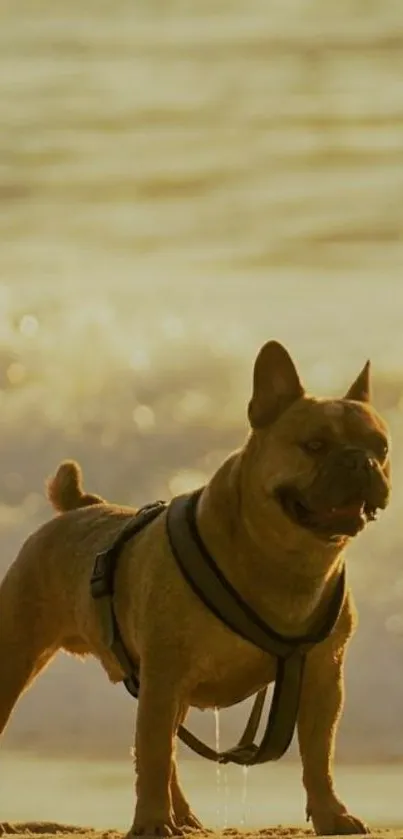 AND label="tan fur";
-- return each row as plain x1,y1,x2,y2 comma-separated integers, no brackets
0,341,391,837
46,460,104,512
